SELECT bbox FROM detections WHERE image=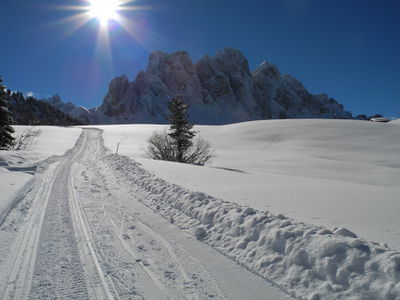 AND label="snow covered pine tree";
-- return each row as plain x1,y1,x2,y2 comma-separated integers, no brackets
167,94,196,162
0,78,15,150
